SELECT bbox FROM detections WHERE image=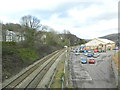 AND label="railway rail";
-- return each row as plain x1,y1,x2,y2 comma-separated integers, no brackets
2,49,65,89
